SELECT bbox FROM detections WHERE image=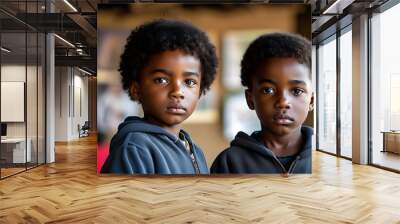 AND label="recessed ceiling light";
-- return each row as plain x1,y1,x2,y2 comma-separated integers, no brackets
63,0,78,12
322,0,354,15
54,34,75,48
1,47,11,53
78,67,93,76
